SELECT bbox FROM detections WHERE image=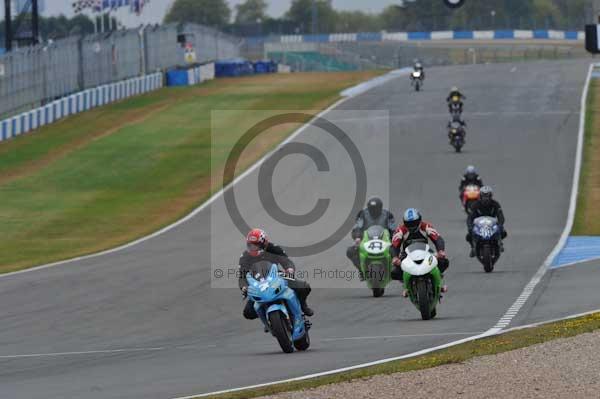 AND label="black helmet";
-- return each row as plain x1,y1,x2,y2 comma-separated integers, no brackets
403,208,422,234
480,186,493,202
464,165,477,179
367,197,383,219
